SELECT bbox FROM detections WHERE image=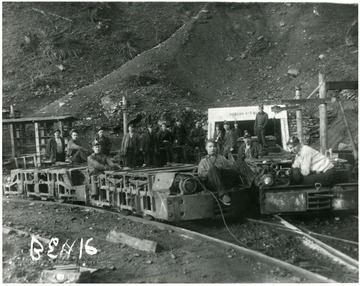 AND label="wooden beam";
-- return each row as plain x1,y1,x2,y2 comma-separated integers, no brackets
9,123,15,158
319,73,327,154
58,120,63,135
106,228,159,253
327,81,358,91
295,86,303,143
122,97,128,135
281,97,335,105
34,122,41,166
